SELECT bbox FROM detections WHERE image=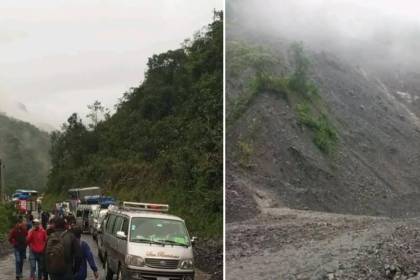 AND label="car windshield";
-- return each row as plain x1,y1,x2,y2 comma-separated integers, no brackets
129,217,190,246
